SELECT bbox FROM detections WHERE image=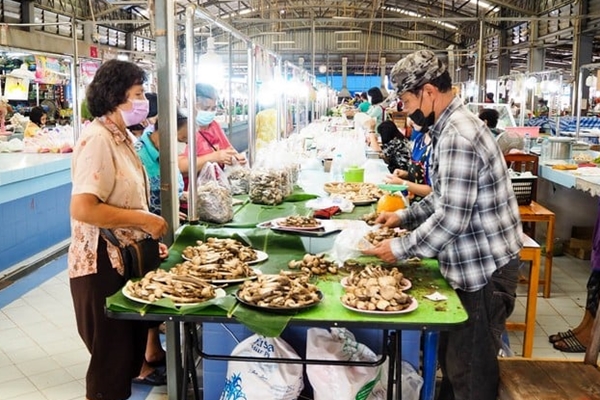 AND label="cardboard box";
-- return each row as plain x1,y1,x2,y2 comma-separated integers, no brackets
566,226,594,260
